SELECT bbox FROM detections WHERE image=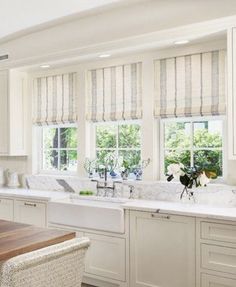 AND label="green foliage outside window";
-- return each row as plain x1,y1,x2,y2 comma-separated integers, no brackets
43,126,77,172
164,120,223,176
96,123,141,171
